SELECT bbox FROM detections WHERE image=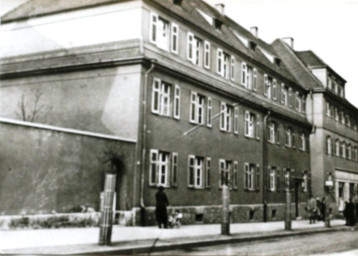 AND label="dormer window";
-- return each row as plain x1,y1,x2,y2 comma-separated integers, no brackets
173,0,182,5
274,58,281,67
249,41,257,51
214,18,223,30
